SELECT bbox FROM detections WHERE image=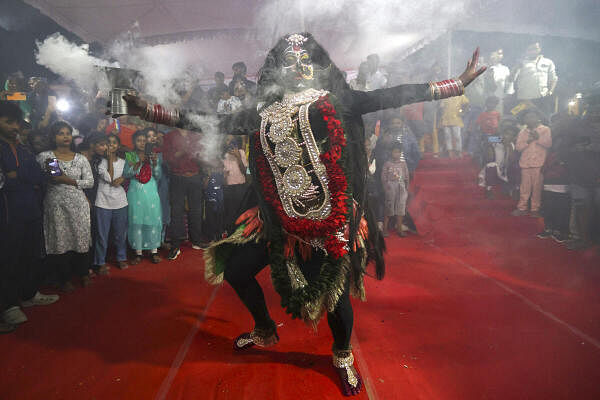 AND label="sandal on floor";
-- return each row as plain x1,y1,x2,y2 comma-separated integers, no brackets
233,330,279,351
81,275,92,287
130,256,142,265
97,265,110,275
60,282,76,293
151,254,162,264
333,351,363,396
